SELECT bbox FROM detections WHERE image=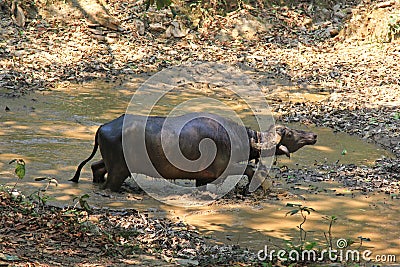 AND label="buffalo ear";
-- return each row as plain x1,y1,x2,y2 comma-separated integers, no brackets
274,125,285,144
275,131,282,145
250,137,260,150
278,145,290,158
